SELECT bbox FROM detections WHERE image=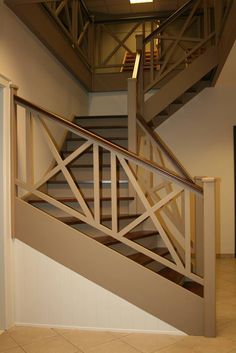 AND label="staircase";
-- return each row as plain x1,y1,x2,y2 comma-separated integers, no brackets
12,92,217,337
121,51,159,72
28,114,203,295
8,0,232,338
